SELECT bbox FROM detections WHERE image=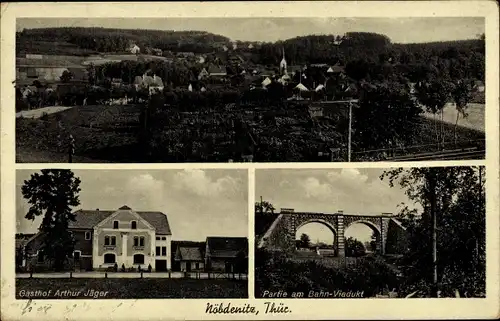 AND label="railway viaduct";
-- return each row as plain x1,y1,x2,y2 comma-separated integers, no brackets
257,208,409,257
